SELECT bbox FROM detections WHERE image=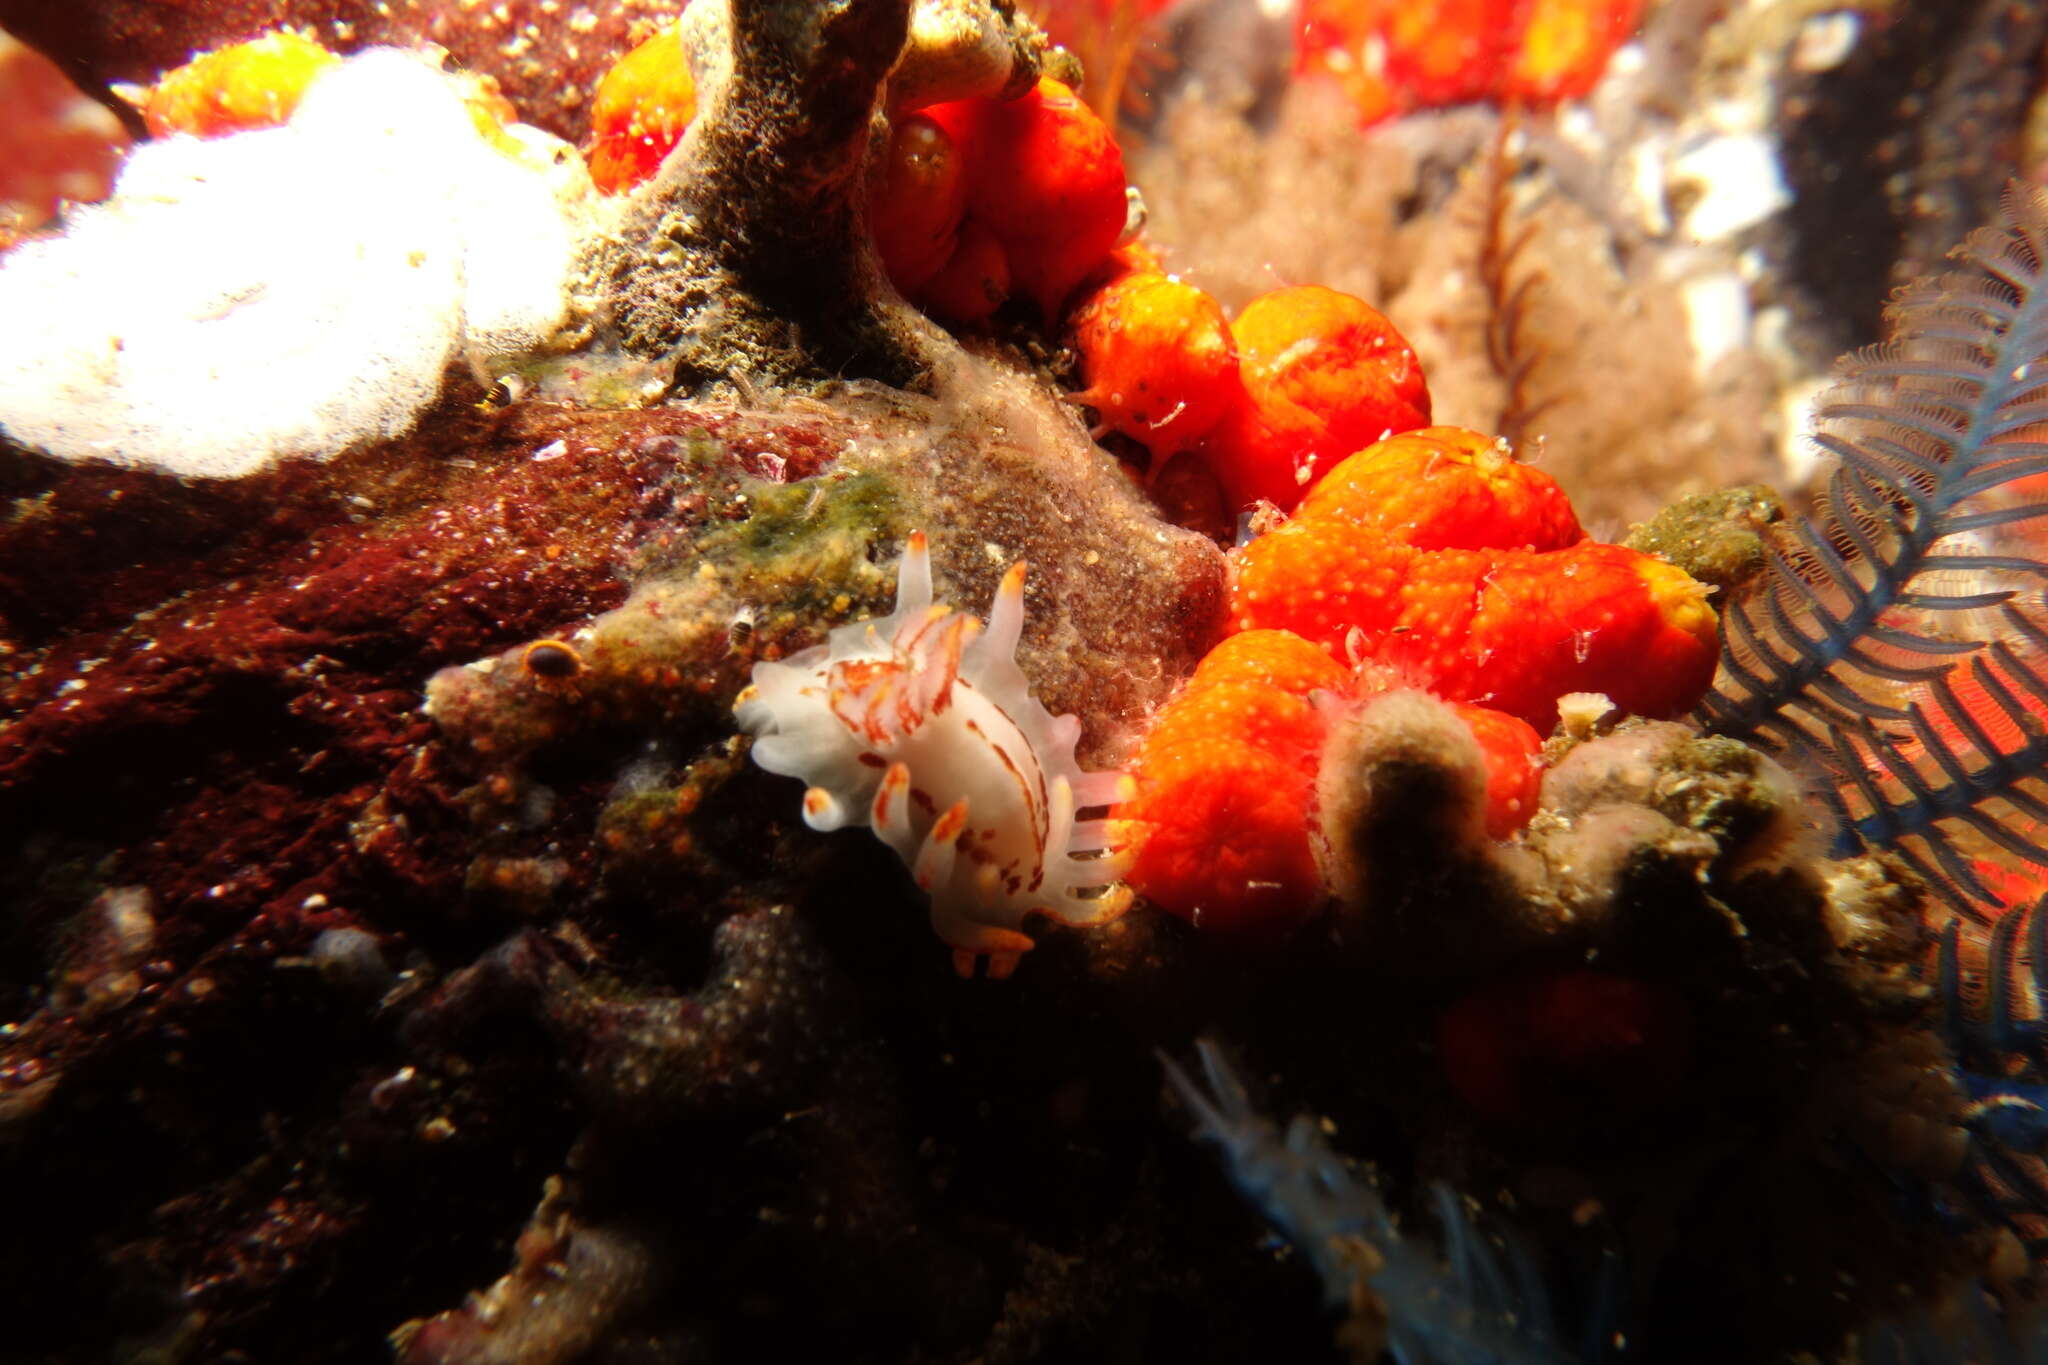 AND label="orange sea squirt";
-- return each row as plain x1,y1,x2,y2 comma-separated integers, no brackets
1447,700,1544,839
913,216,1012,324
1437,968,1690,1127
143,31,341,139
1118,629,1549,931
1382,0,1520,107
1508,0,1649,101
1069,270,1240,455
1200,284,1431,513
869,112,967,293
1117,631,1348,934
1296,426,1584,552
1294,0,1646,125
586,23,698,195
1228,426,1719,732
1441,543,1719,730
926,77,1128,319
